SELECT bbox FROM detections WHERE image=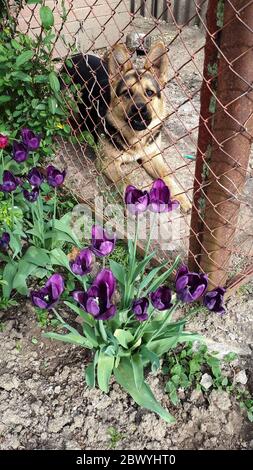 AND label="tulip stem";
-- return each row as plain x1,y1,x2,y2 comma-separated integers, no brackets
145,213,157,260
133,307,155,342
11,192,14,229
98,320,107,342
